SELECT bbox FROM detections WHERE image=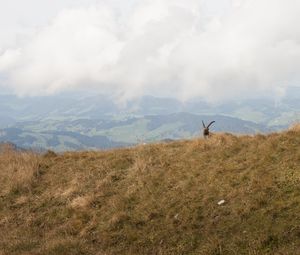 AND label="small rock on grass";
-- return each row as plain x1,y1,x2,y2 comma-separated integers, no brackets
217,200,225,205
